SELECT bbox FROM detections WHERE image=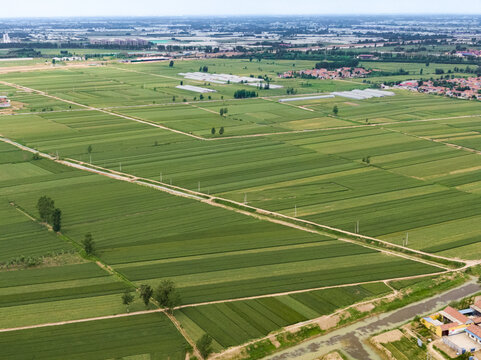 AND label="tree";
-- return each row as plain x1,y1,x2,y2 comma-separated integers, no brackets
172,96,176,102
87,145,93,154
37,196,55,223
122,290,134,311
234,89,257,99
169,60,174,67
196,334,213,358
211,127,216,135
52,208,62,232
139,284,153,307
219,127,224,135
82,233,95,255
153,280,181,312
223,108,228,115
219,108,224,116
332,105,339,116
